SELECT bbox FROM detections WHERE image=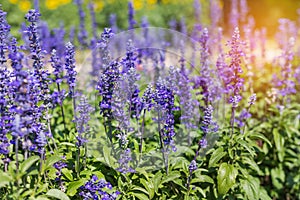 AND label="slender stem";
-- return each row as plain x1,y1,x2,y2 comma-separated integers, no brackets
76,147,80,178
57,83,67,133
15,137,19,174
157,111,168,174
230,106,236,135
47,113,58,151
84,143,87,169
139,110,146,155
